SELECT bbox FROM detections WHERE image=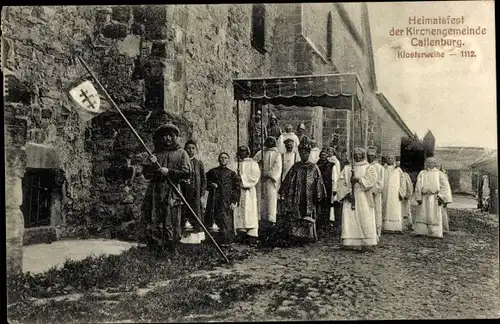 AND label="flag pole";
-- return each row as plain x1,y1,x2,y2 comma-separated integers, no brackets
351,95,356,210
76,56,230,264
